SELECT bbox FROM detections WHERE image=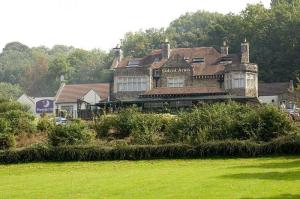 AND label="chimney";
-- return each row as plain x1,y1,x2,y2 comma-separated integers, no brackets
60,75,66,86
111,44,123,69
161,38,170,59
221,41,229,56
289,80,294,92
241,39,250,64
